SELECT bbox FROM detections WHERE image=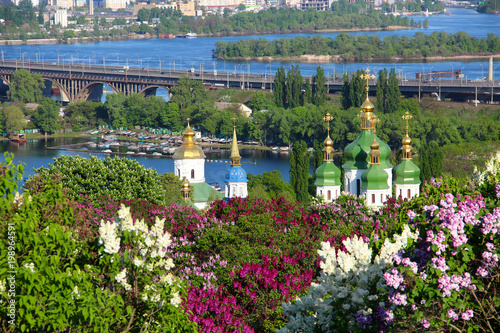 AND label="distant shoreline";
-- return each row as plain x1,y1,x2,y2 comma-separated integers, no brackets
218,53,500,64
0,25,416,46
